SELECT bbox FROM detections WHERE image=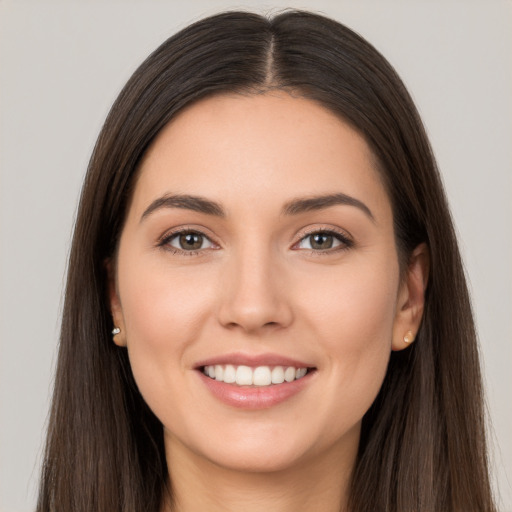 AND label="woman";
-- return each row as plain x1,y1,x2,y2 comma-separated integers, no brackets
36,10,496,512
